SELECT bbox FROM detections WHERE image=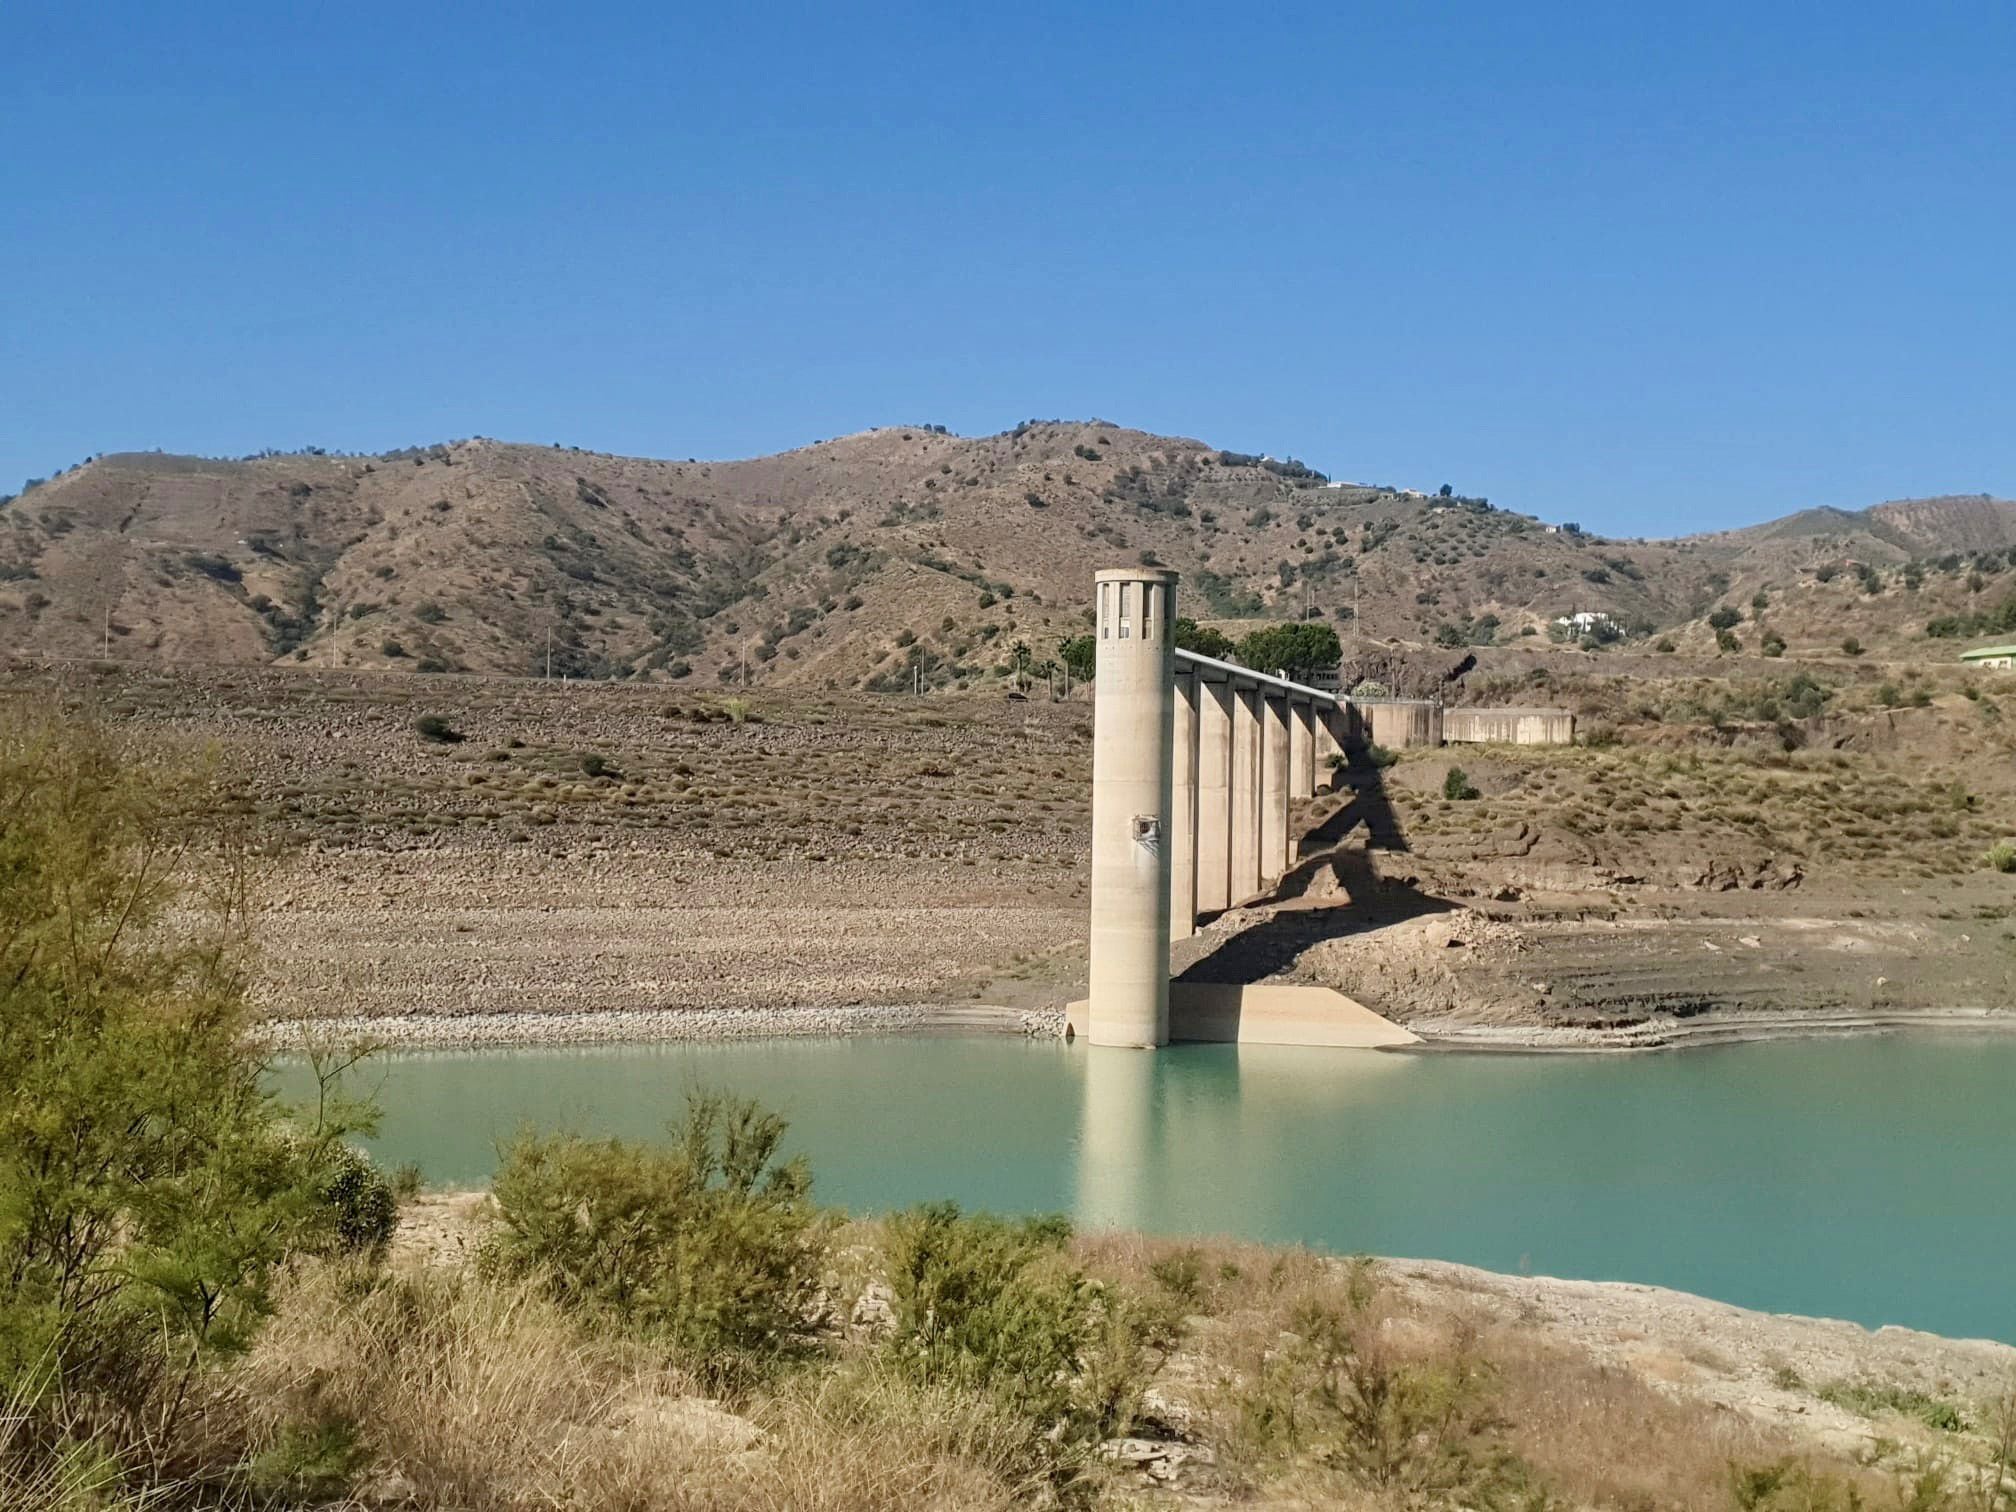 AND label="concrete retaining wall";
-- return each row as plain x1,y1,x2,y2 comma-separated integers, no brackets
1067,983,1419,1048
1357,699,1443,749
1444,707,1576,746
